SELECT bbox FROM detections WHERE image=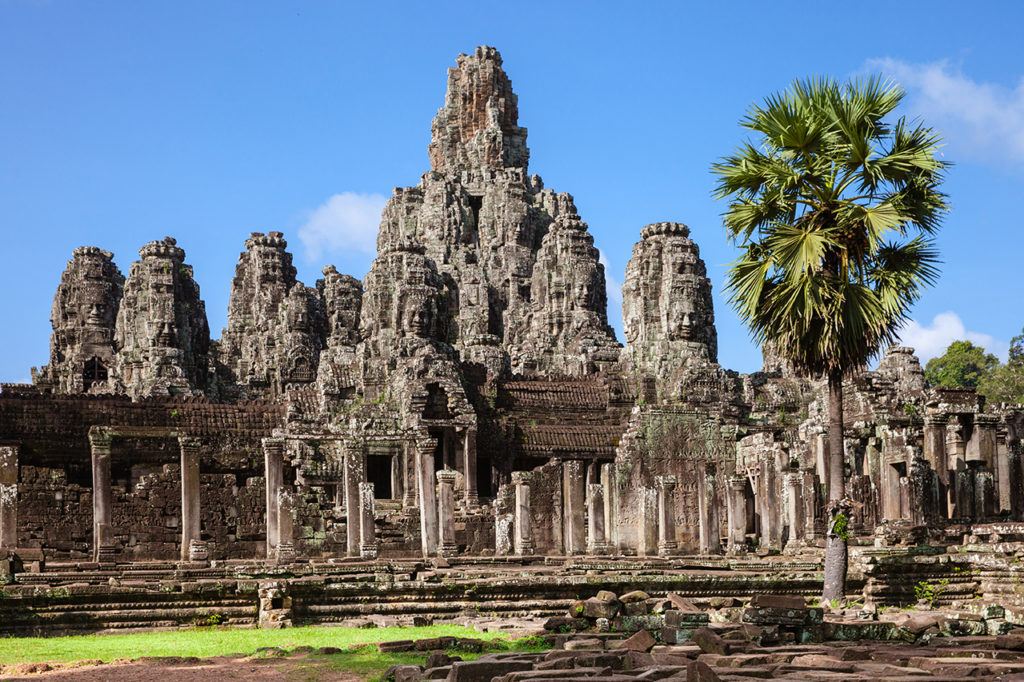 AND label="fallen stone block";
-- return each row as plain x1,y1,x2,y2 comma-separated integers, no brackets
667,594,700,612
564,638,605,651
446,660,536,682
692,627,730,656
666,610,711,627
615,614,664,632
788,653,855,672
685,659,721,682
621,629,657,652
382,664,424,682
620,590,650,603
749,594,806,609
